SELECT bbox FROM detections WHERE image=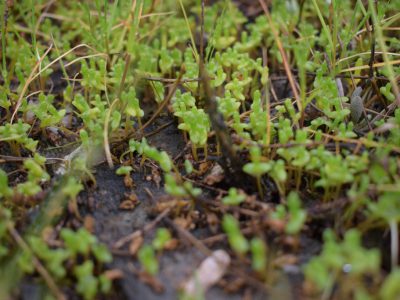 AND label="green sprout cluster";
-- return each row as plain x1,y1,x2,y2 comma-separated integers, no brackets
0,0,400,298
